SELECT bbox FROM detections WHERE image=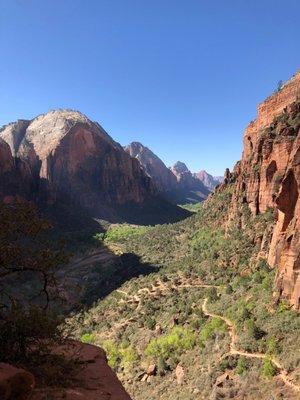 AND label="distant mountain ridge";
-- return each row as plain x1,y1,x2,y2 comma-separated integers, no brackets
124,142,178,192
125,143,213,204
0,110,189,225
194,170,223,191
